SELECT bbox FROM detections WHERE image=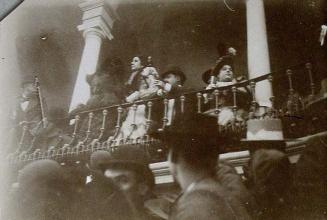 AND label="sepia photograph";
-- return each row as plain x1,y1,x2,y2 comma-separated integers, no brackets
0,0,326,219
